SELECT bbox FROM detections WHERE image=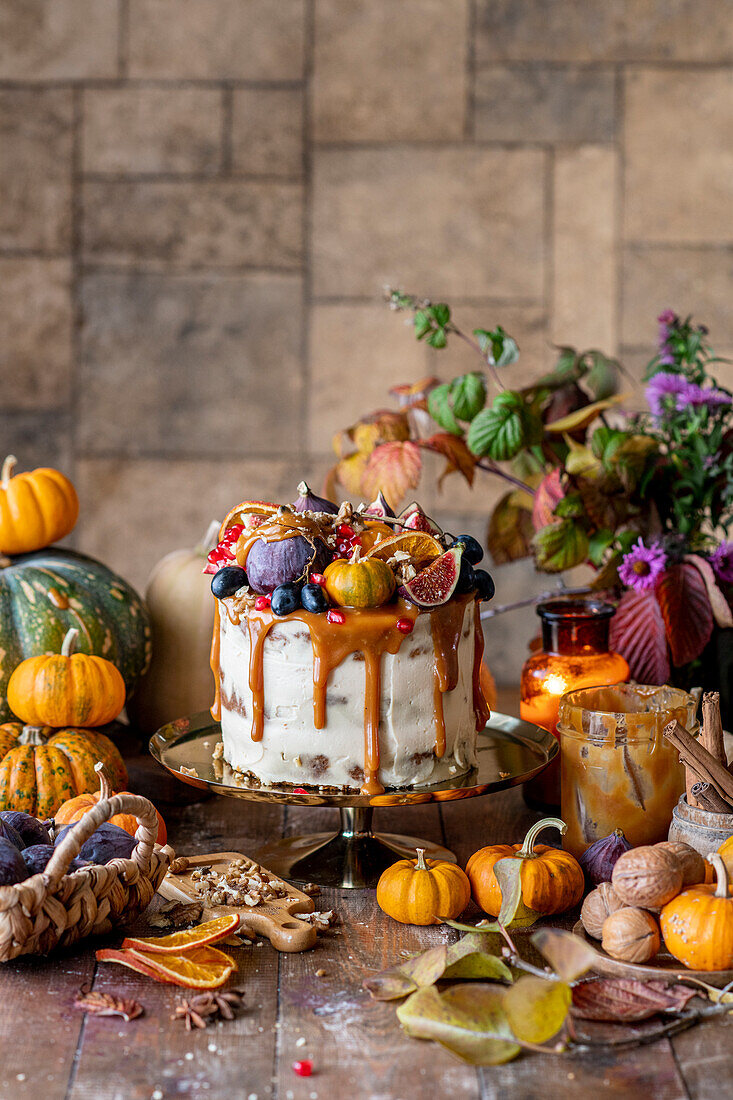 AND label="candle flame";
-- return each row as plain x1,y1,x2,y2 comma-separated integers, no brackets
544,674,568,696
